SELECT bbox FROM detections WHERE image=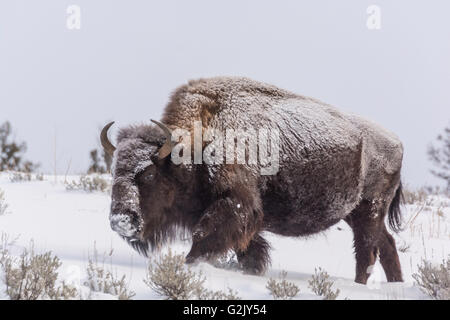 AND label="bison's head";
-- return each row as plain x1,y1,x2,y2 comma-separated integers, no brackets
101,120,185,255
